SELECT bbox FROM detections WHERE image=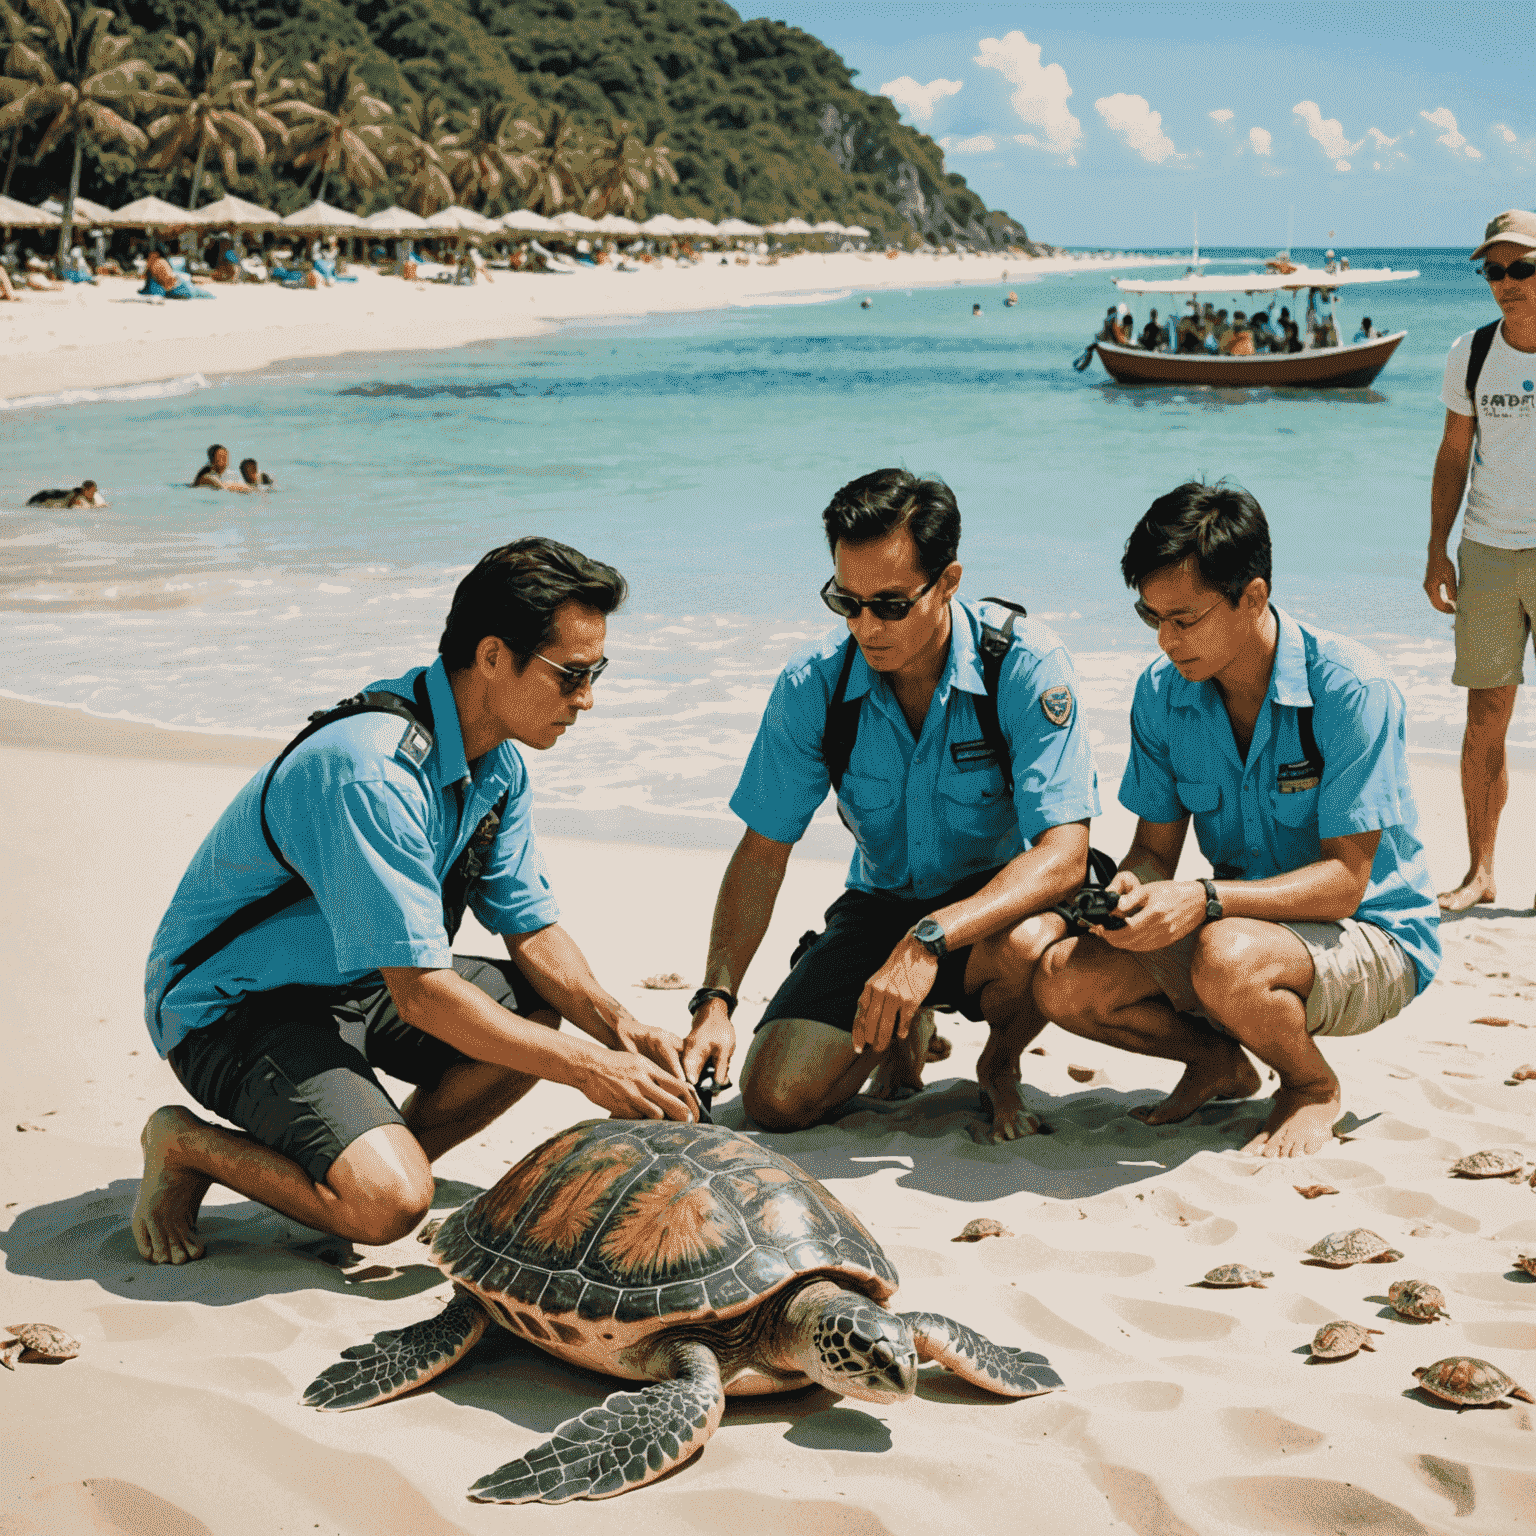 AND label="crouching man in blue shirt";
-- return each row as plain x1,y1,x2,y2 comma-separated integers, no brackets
1035,483,1440,1158
679,469,1100,1142
134,538,698,1265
